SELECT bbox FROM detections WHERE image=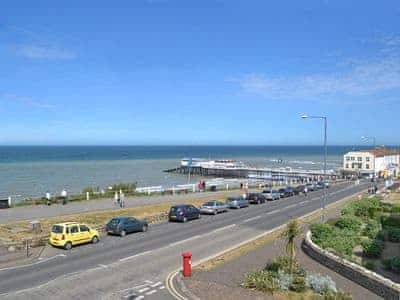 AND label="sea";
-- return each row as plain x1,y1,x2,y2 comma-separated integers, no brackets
0,145,372,199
